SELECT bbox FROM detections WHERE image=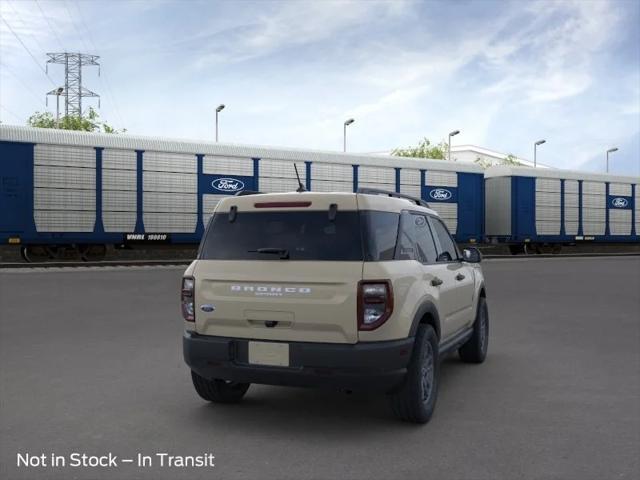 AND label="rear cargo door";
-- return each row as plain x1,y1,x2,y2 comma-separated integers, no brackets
194,260,361,343
193,202,363,344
